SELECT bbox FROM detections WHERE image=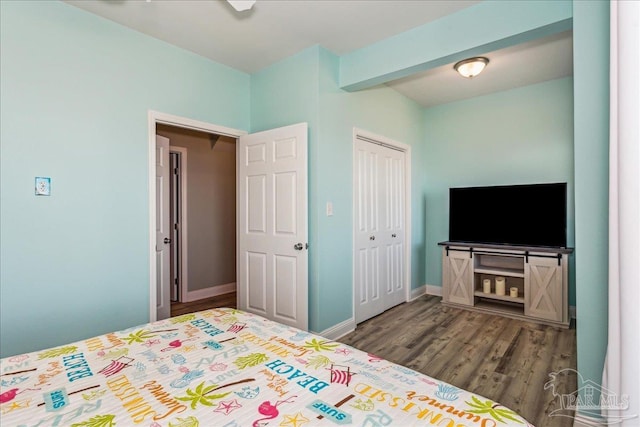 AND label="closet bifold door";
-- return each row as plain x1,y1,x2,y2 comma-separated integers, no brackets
354,139,406,323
